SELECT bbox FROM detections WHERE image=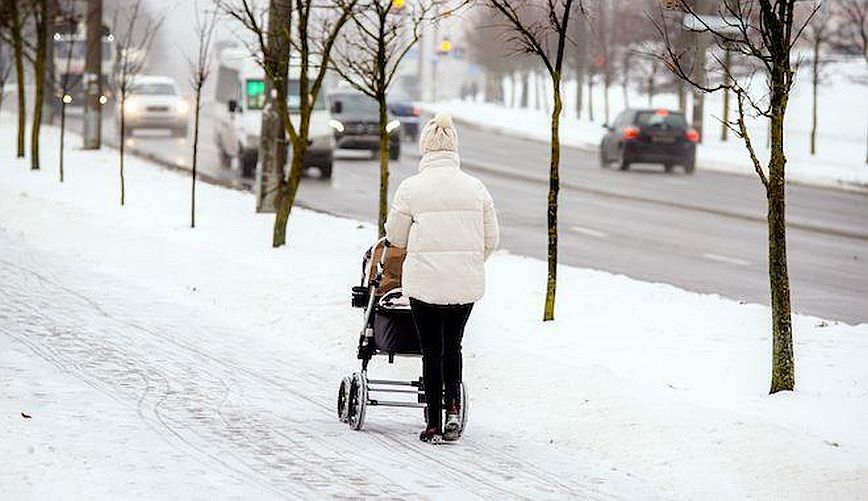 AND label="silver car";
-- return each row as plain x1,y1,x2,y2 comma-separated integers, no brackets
118,75,189,138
